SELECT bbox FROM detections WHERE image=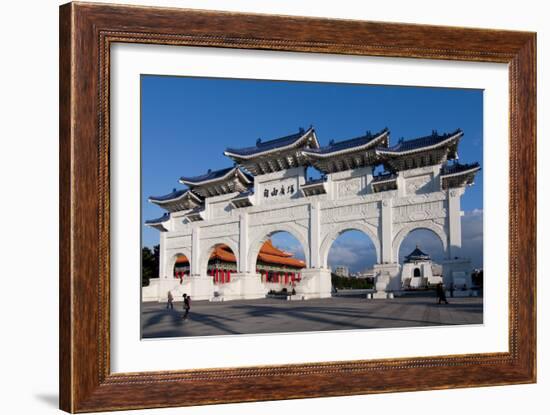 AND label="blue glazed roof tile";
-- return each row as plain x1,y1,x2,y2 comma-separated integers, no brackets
145,213,170,224
405,246,431,262
179,167,253,185
381,129,462,154
441,162,480,175
149,188,188,202
305,129,388,155
224,128,311,157
179,167,235,184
